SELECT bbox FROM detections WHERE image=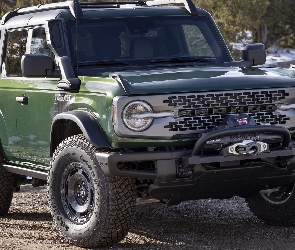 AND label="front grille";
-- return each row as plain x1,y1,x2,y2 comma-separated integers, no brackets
163,90,290,132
